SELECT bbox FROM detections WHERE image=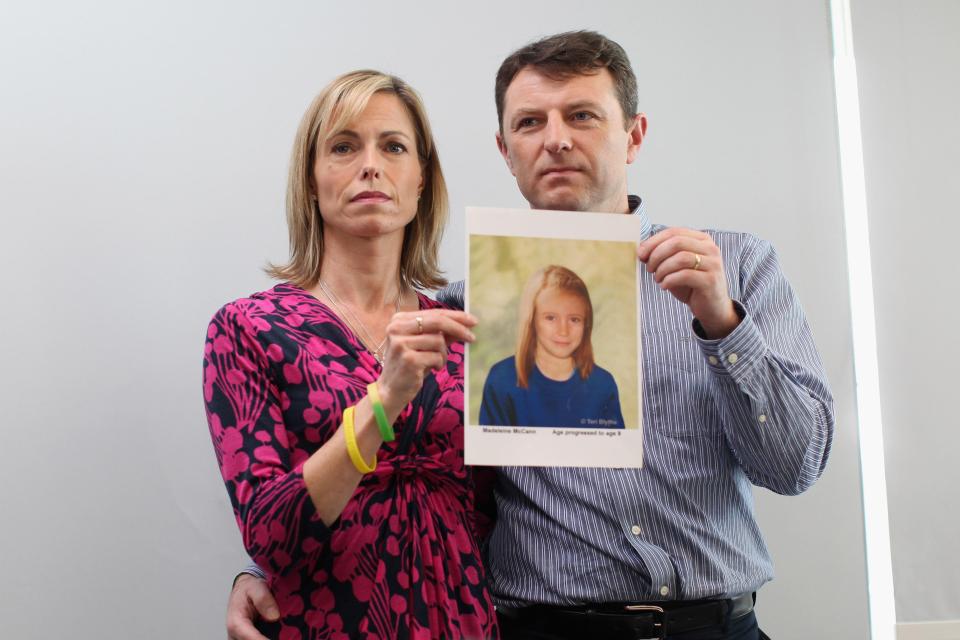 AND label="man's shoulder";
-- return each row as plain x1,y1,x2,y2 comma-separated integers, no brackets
652,222,768,245
651,223,774,264
435,280,465,310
